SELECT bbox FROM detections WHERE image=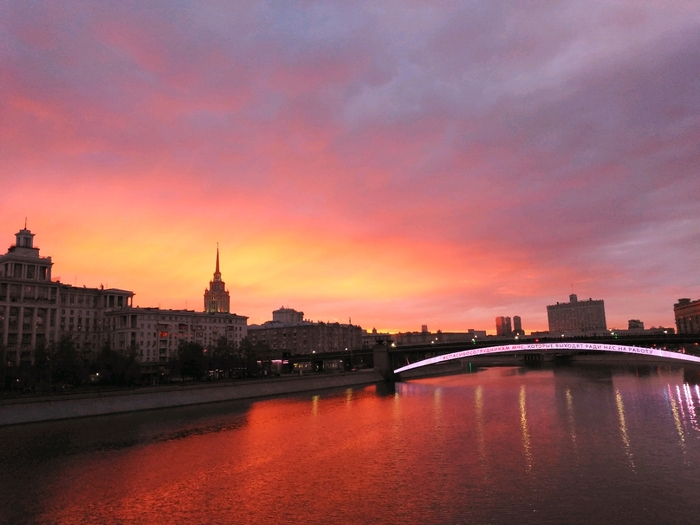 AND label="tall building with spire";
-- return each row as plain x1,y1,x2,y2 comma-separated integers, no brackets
204,245,230,313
